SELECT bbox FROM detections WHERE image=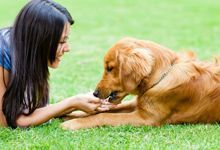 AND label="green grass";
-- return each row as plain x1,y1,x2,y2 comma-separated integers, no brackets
1,122,220,149
1,0,220,149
